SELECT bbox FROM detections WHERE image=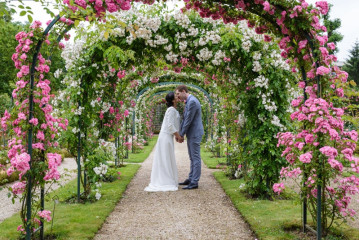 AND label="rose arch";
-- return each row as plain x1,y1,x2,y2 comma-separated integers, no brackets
1,1,358,239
